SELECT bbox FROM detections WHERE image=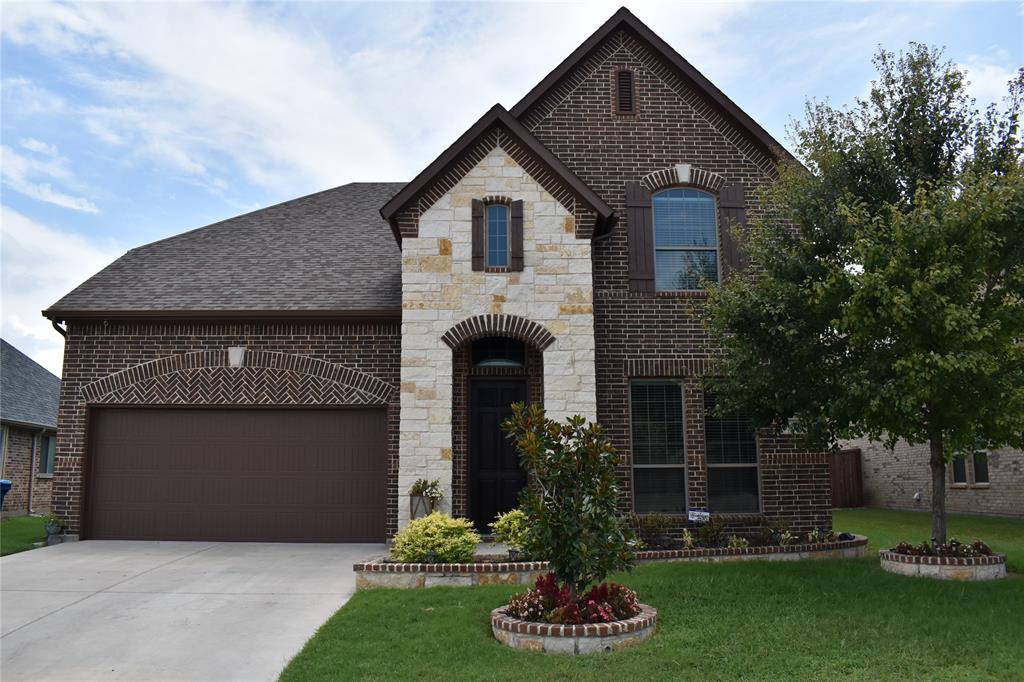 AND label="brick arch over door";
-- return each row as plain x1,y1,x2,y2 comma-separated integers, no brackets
80,349,395,405
641,164,725,194
441,314,556,351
